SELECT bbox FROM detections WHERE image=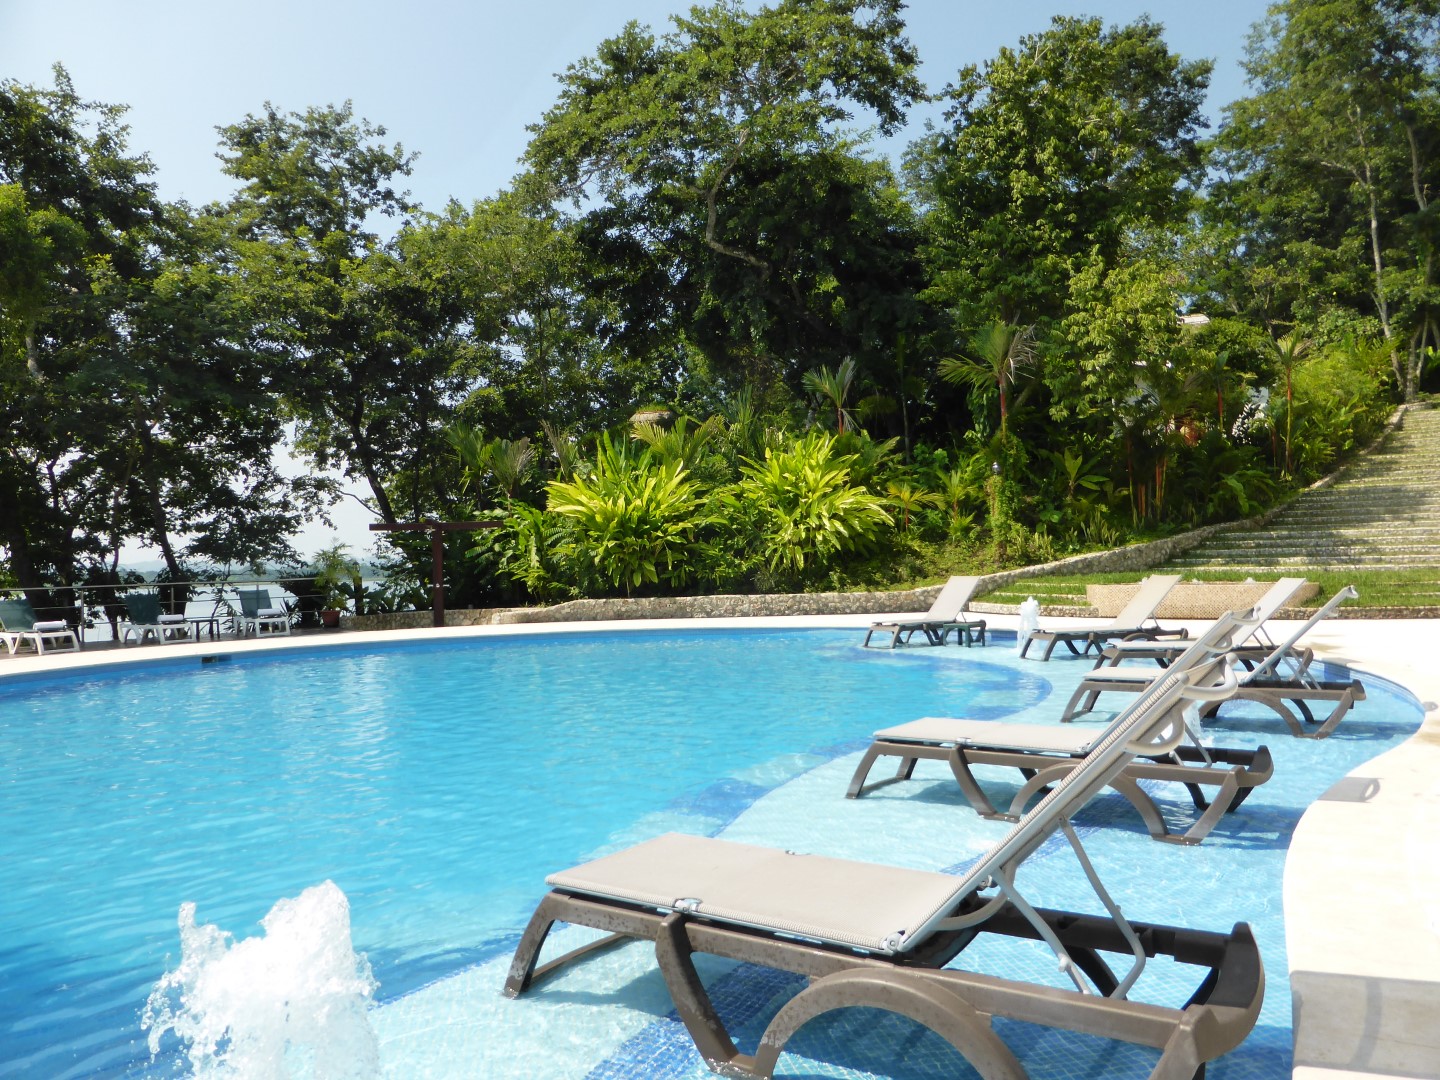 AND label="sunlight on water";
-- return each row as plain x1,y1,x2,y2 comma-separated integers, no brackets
142,881,379,1079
